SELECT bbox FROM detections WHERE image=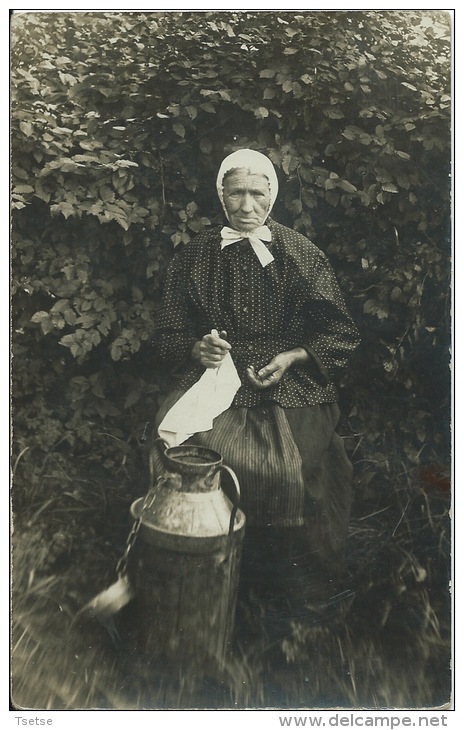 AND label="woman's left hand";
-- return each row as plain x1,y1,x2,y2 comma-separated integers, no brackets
246,353,292,389
246,347,310,389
